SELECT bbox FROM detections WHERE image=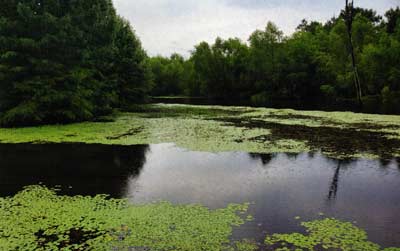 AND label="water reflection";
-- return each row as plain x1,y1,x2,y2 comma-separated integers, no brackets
0,143,399,247
249,153,274,165
327,161,341,200
124,144,400,247
0,143,148,197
